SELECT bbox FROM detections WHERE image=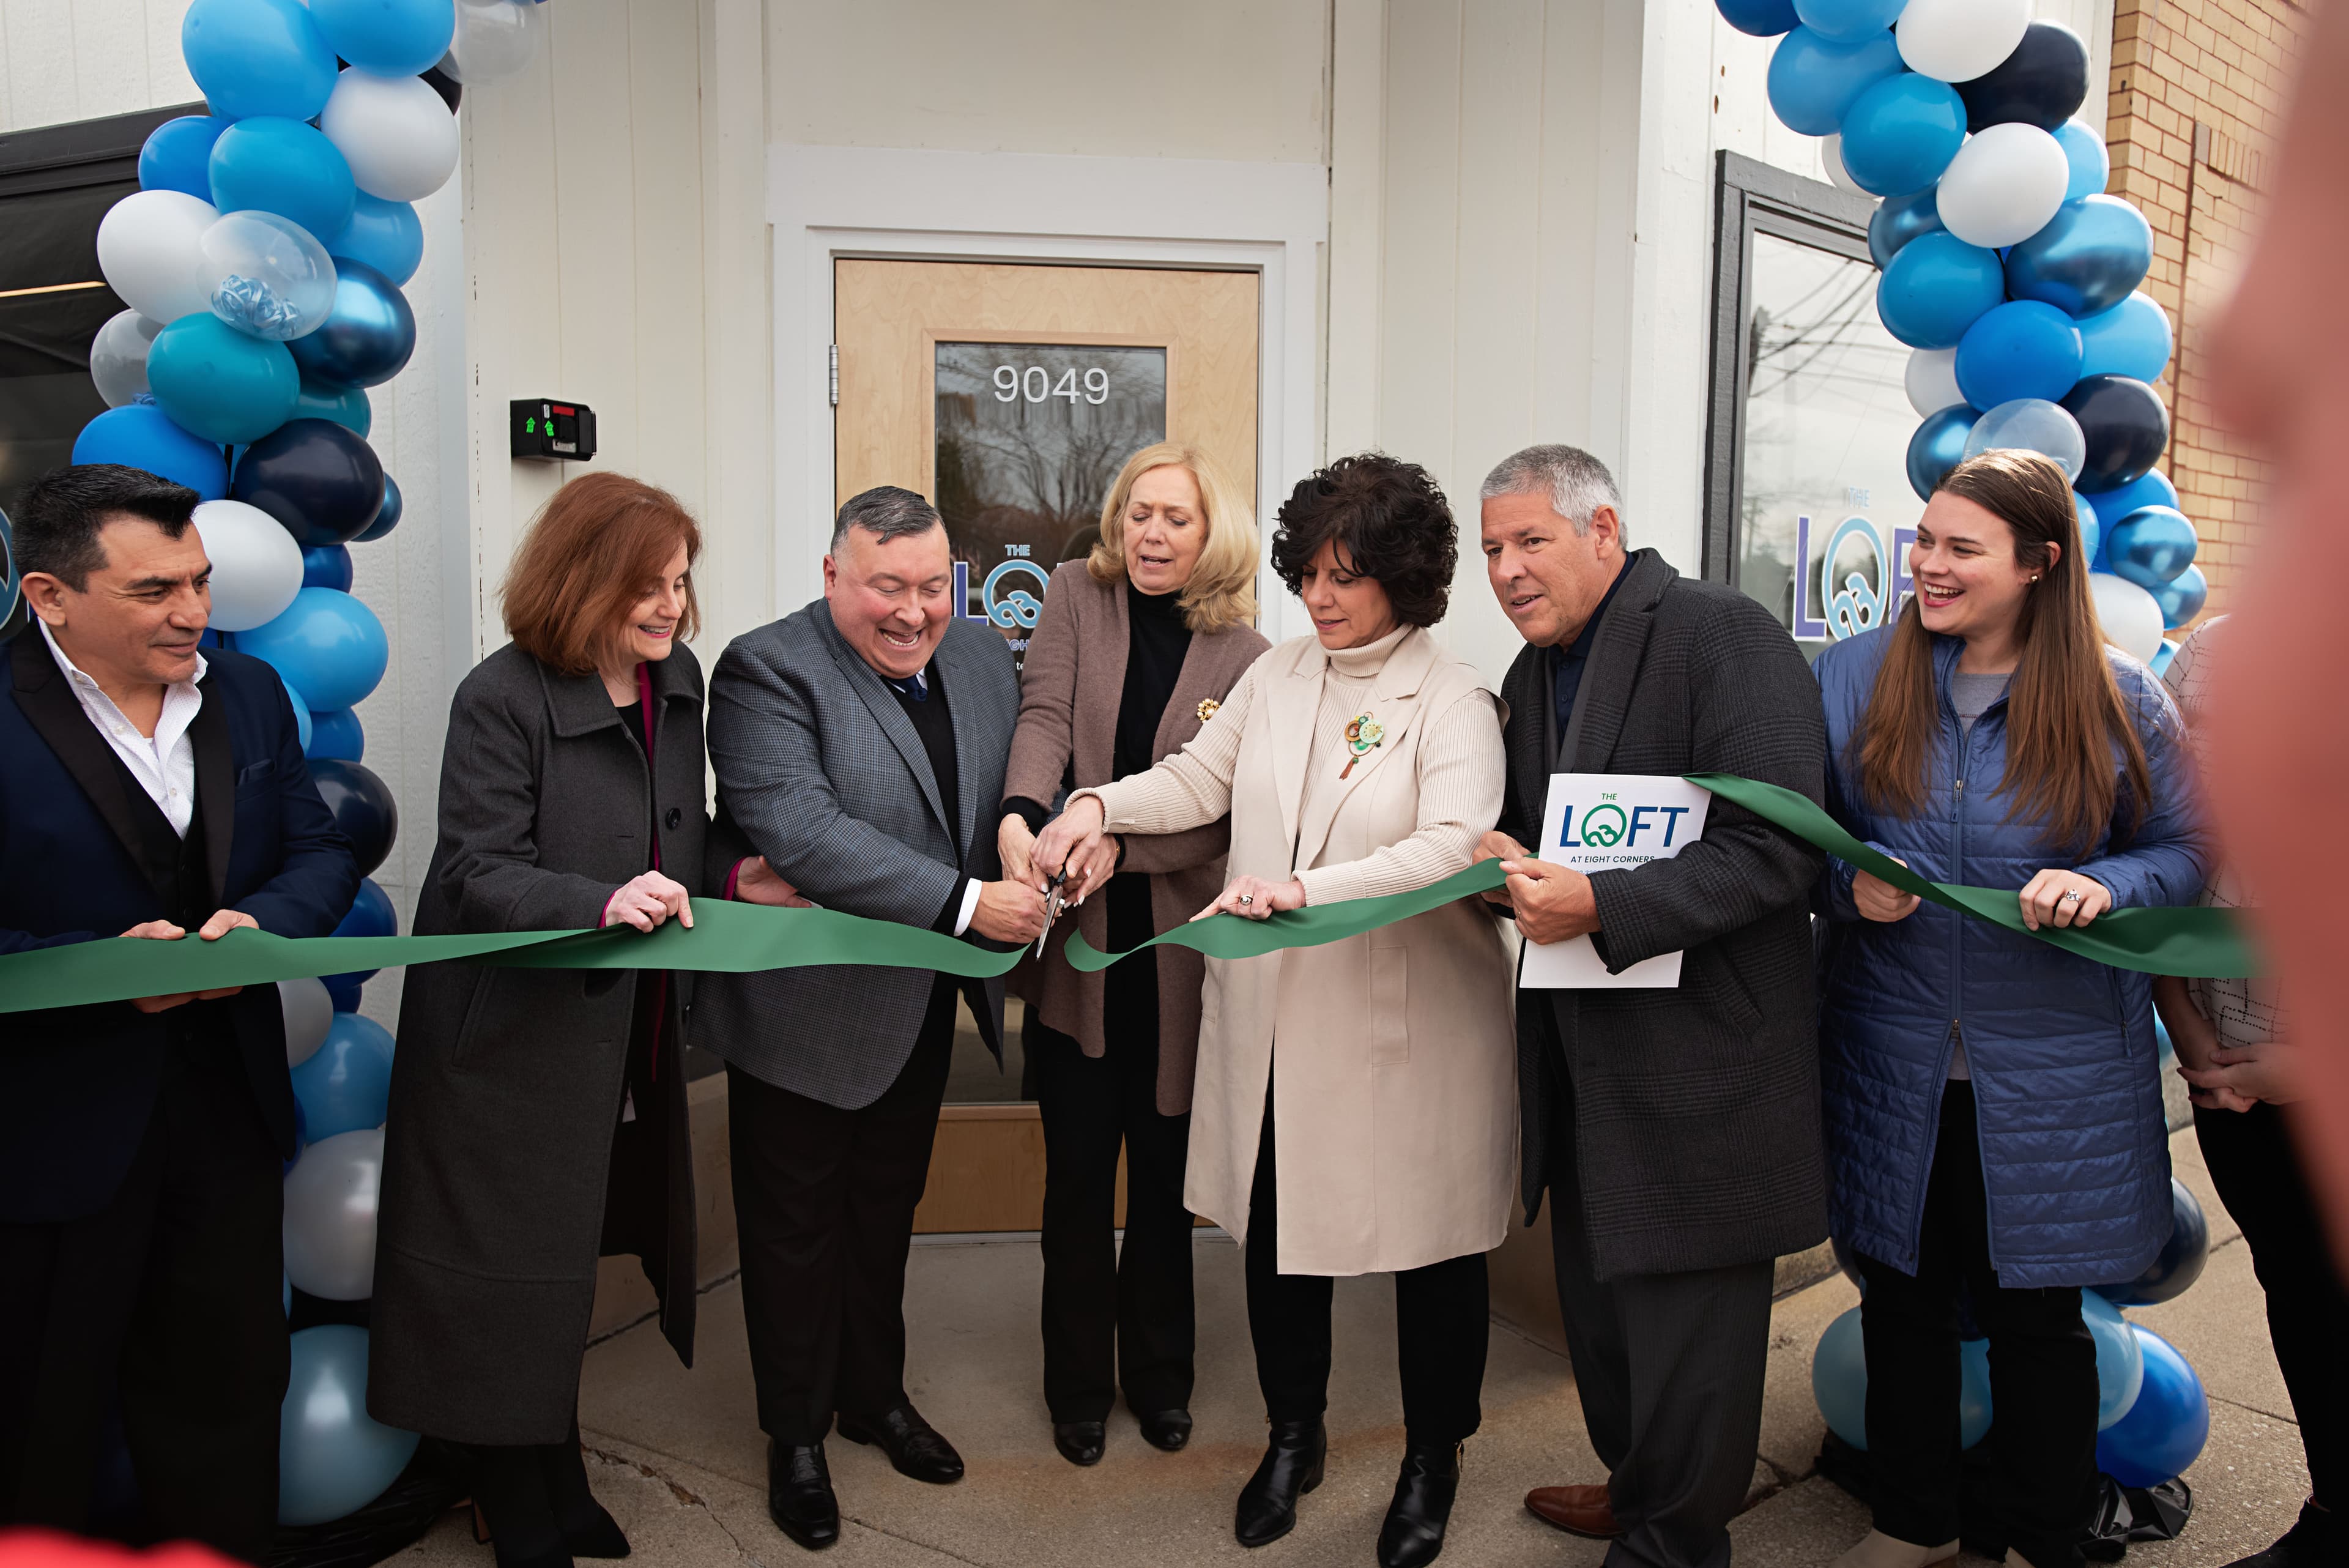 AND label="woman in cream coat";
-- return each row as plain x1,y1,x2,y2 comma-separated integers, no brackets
1037,453,1513,1568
